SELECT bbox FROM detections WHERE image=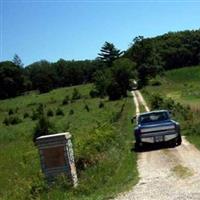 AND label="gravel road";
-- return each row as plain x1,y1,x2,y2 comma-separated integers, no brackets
115,90,200,200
